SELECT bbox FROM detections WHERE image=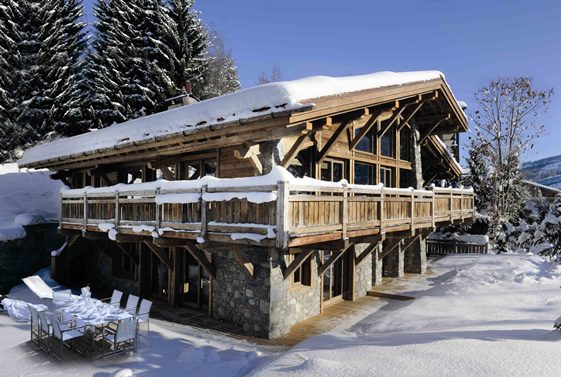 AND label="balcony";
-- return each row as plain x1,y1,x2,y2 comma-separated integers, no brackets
60,180,475,248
